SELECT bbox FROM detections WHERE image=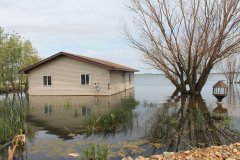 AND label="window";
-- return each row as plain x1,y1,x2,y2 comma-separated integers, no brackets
82,106,91,116
81,74,91,85
43,76,51,86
